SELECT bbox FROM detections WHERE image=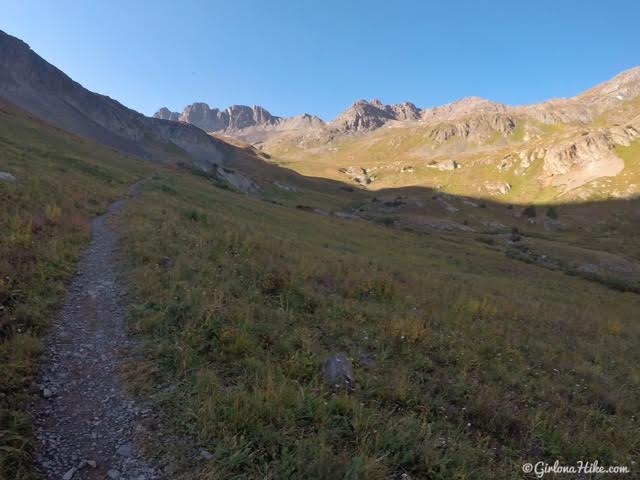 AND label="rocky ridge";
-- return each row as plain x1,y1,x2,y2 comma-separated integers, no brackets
155,102,324,135
0,29,233,169
160,67,640,146
255,67,640,200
